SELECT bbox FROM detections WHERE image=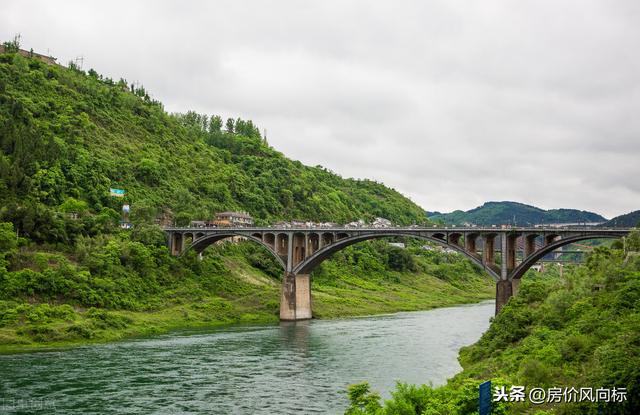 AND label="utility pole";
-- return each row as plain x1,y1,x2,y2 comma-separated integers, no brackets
74,55,84,69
